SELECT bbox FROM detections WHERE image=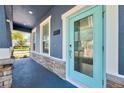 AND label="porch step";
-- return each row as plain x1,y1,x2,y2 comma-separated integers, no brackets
0,58,14,88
